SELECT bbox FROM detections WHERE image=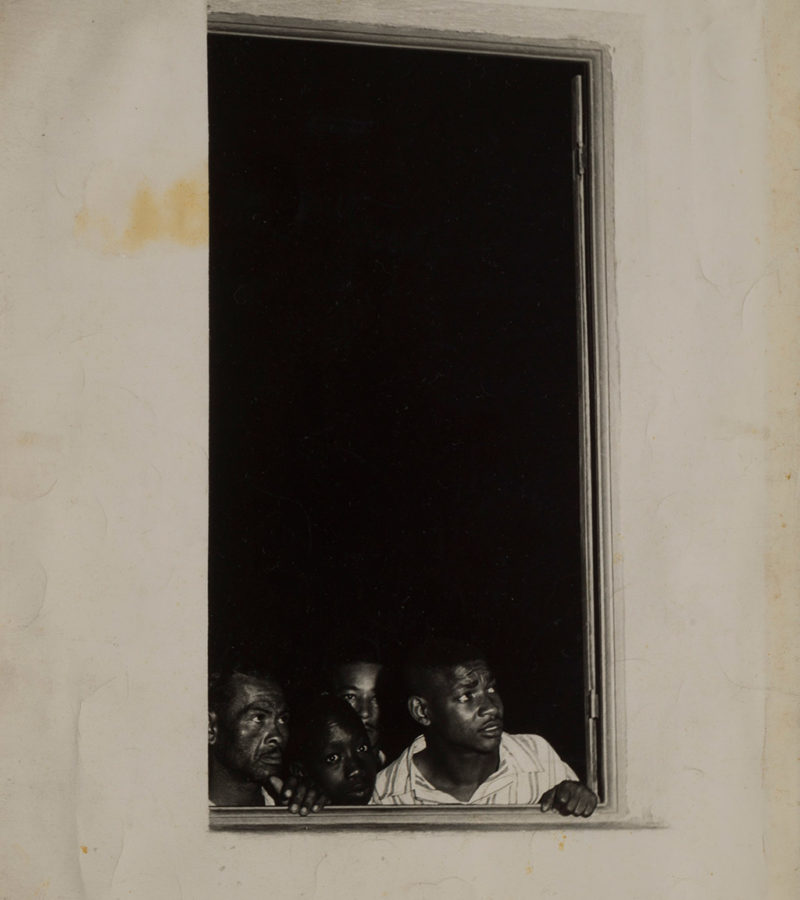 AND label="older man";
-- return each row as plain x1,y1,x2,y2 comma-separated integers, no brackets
208,666,326,814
